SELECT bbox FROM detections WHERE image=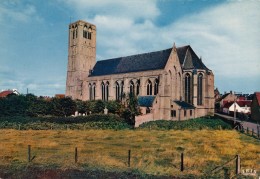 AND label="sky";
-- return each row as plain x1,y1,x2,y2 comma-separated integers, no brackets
0,0,259,96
